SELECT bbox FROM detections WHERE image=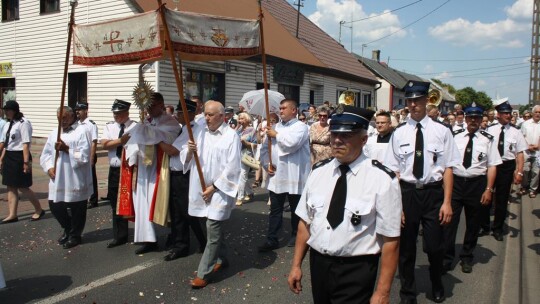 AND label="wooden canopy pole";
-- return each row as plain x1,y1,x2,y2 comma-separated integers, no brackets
157,0,206,190
257,0,273,169
54,0,77,173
